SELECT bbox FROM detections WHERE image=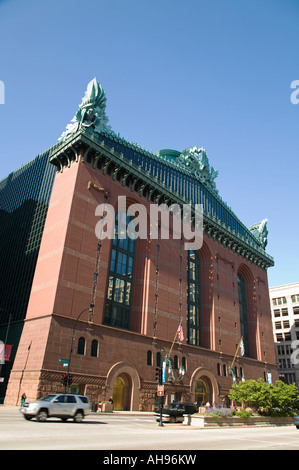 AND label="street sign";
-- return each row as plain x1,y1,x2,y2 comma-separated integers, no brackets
59,359,69,367
162,361,166,383
267,372,272,385
157,384,164,396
